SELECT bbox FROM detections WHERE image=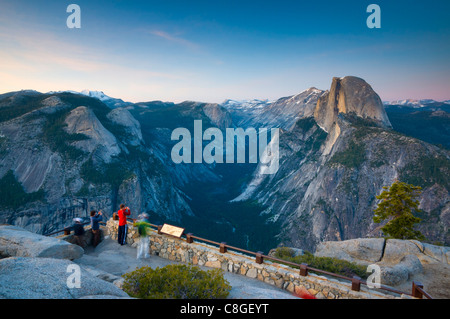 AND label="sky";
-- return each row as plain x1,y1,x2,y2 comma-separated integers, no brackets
0,0,449,103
